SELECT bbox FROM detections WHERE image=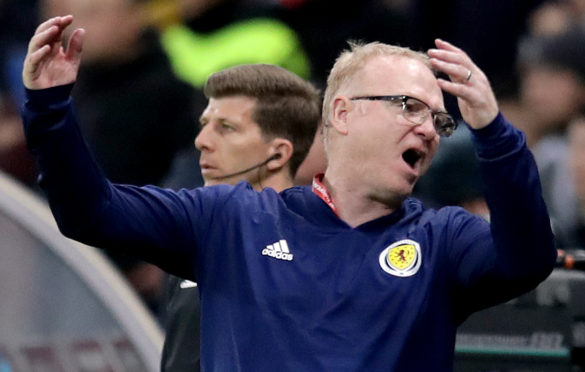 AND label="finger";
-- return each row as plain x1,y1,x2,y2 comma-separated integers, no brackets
65,28,86,61
429,57,470,83
55,15,74,29
436,78,474,98
27,25,59,54
23,44,52,88
427,48,466,65
34,16,62,35
48,37,64,60
27,45,52,70
32,15,73,40
24,44,51,75
434,39,464,54
47,24,71,60
34,15,73,55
